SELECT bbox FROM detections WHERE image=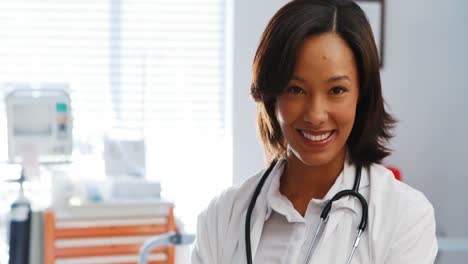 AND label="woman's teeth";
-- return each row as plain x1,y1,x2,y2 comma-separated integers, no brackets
301,131,332,142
